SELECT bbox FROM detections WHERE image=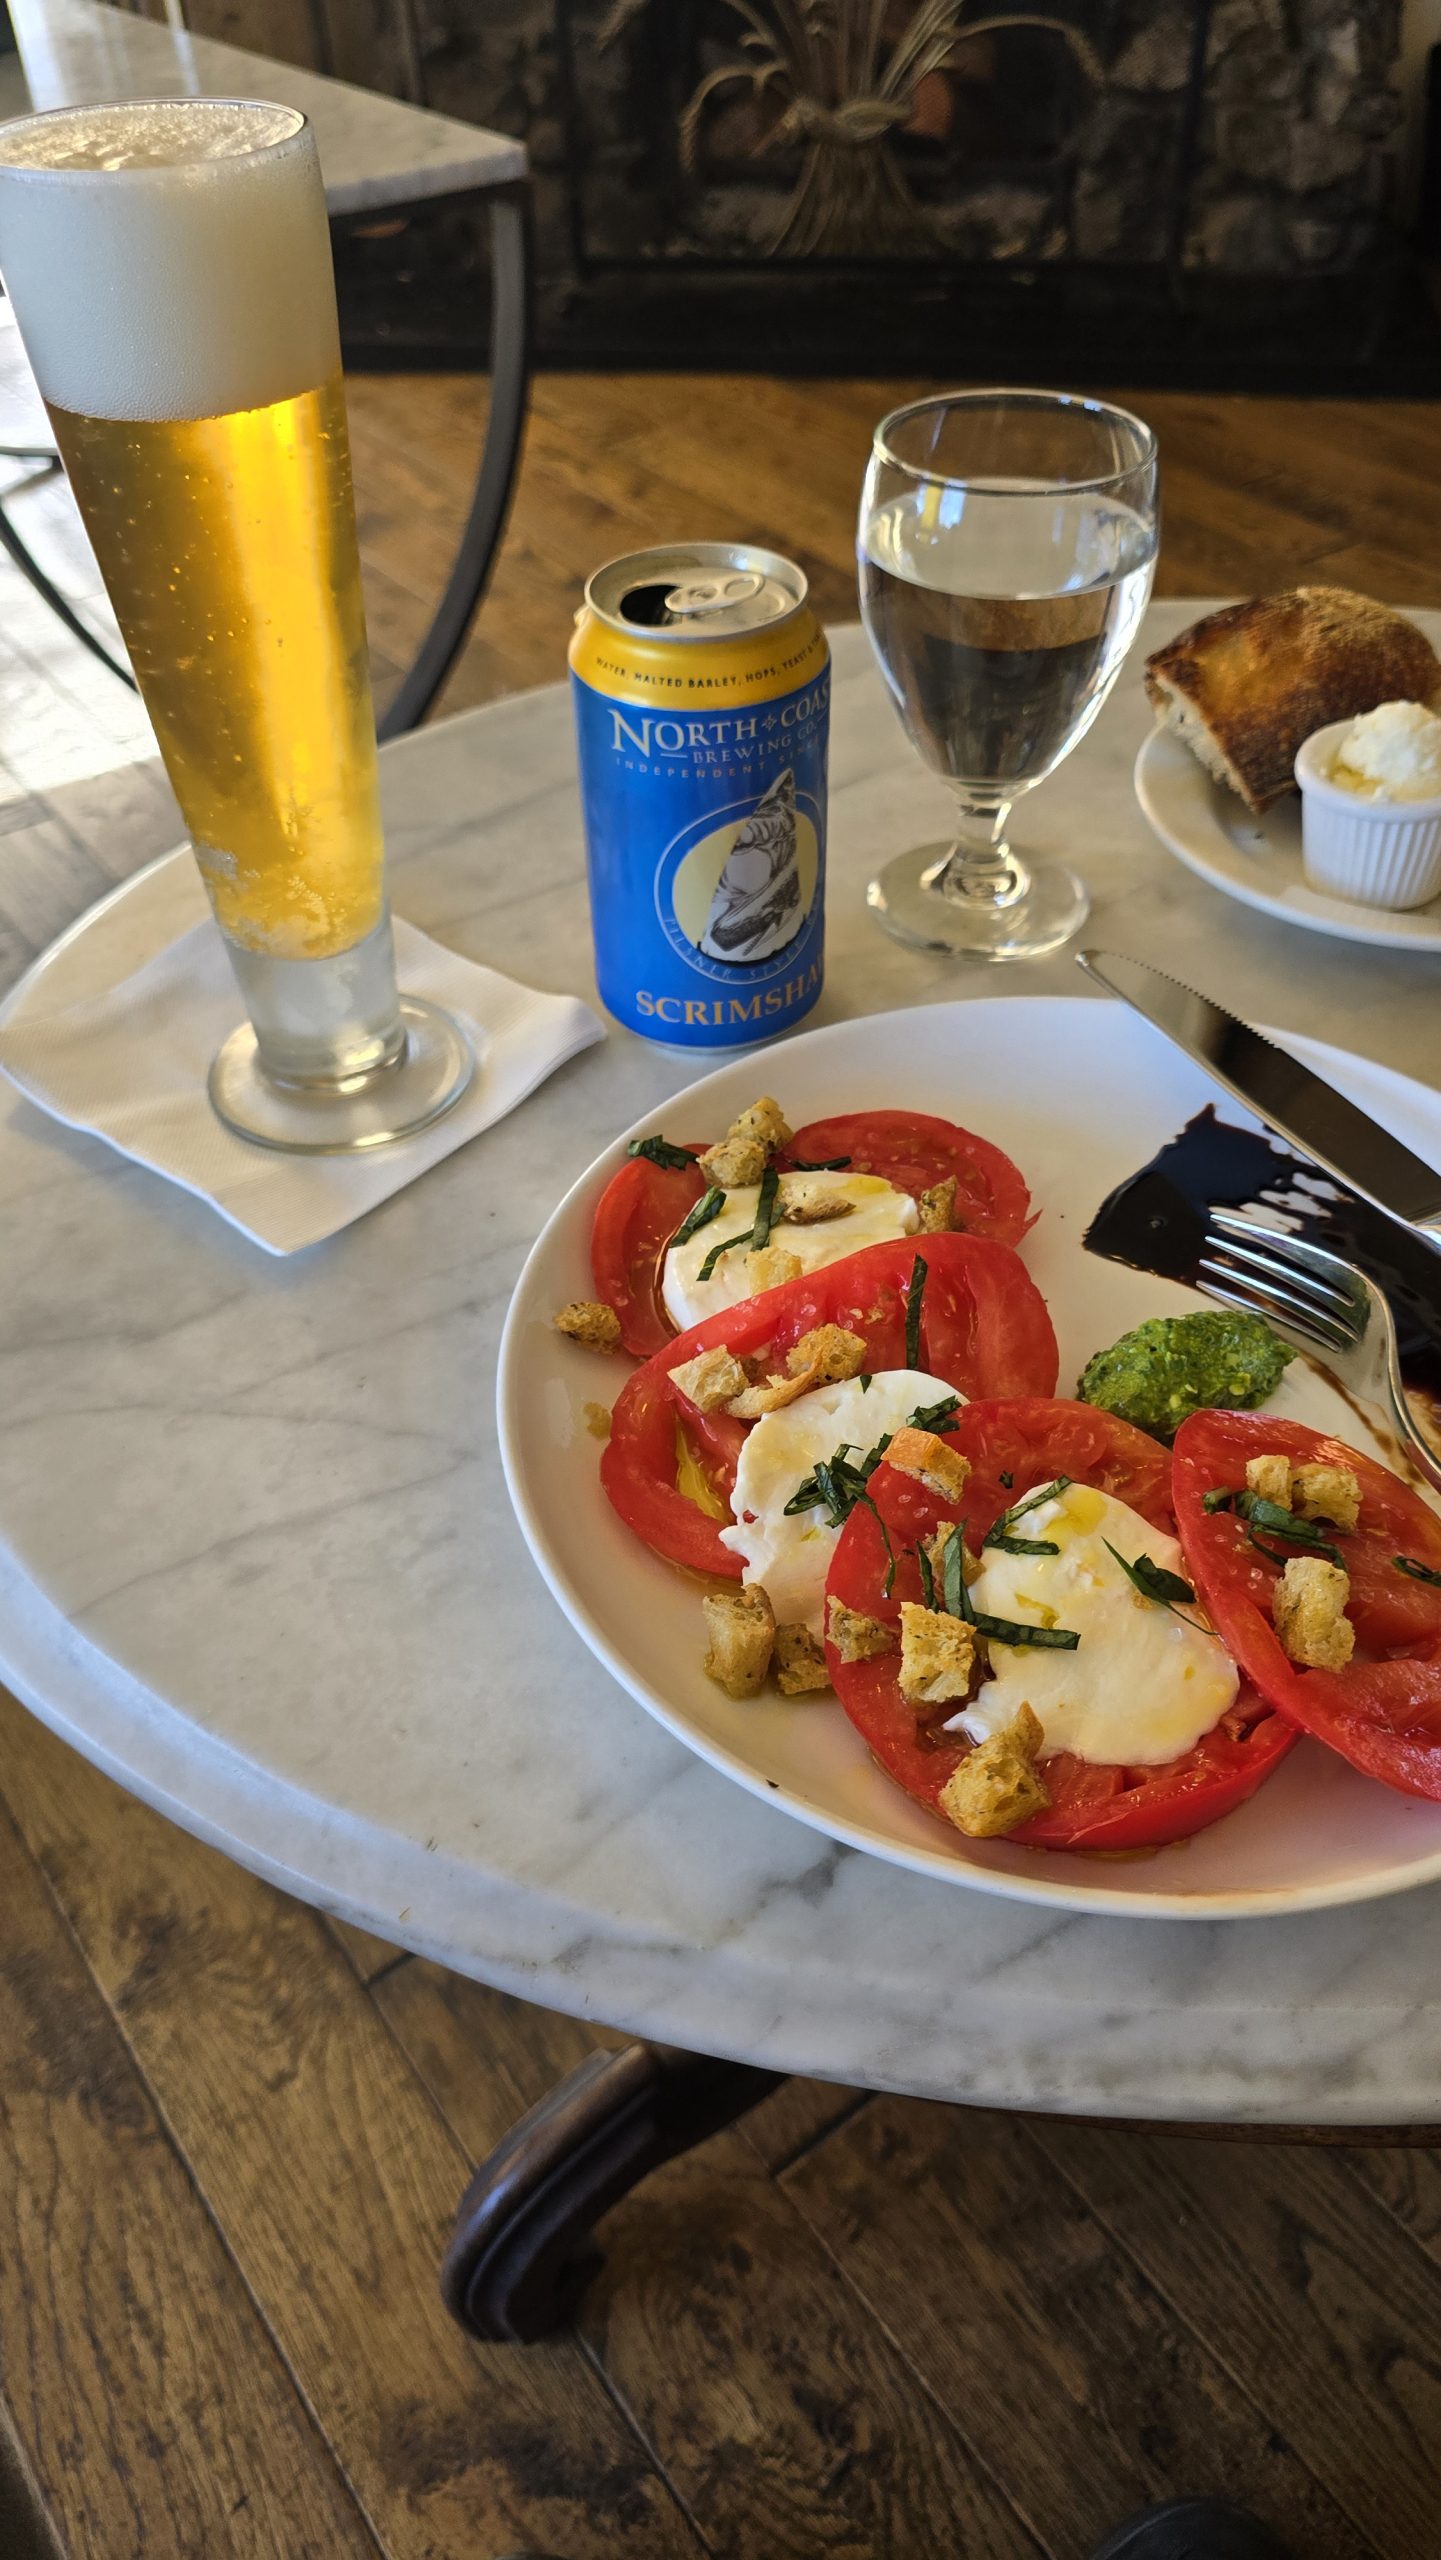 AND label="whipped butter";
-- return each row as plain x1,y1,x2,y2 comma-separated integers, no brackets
1328,699,1441,803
